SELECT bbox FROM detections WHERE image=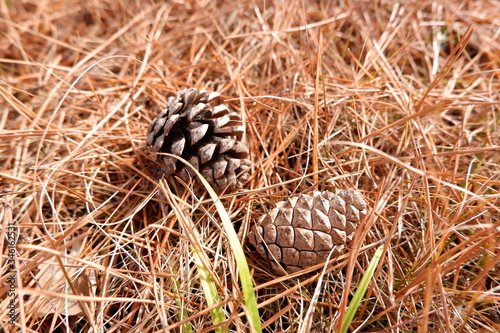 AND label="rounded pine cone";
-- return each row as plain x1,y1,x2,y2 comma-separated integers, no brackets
146,88,251,190
248,189,368,275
